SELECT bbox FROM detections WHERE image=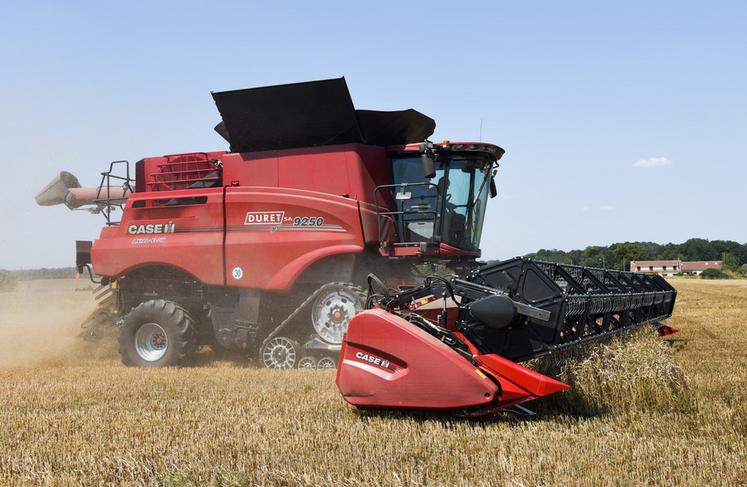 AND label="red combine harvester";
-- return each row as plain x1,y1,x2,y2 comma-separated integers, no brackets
37,78,677,414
